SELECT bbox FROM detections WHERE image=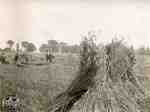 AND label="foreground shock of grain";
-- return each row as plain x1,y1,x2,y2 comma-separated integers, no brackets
49,36,146,112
